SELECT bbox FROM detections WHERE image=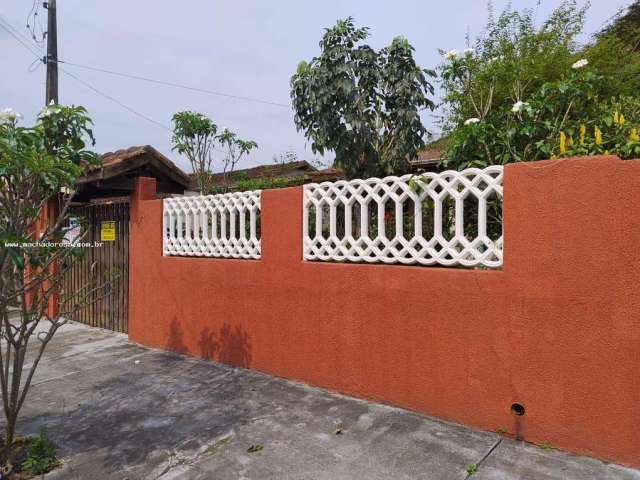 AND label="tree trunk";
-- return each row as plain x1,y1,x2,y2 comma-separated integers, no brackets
4,414,16,449
2,339,26,451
